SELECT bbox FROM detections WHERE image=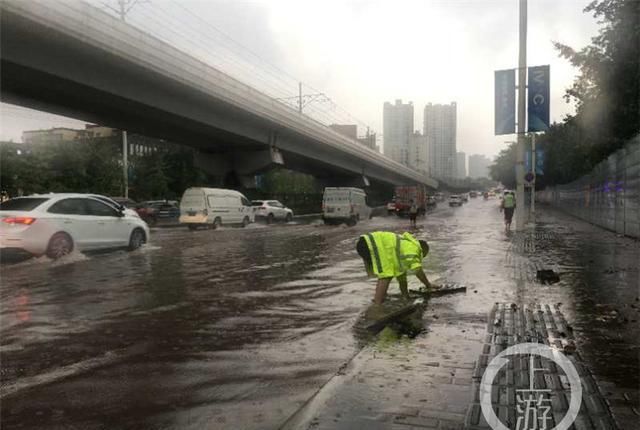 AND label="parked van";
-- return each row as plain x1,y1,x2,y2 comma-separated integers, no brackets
322,187,372,226
179,188,254,230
